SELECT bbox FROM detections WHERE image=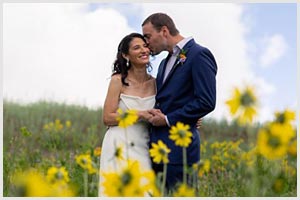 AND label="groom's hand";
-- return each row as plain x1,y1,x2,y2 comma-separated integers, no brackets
148,109,167,126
